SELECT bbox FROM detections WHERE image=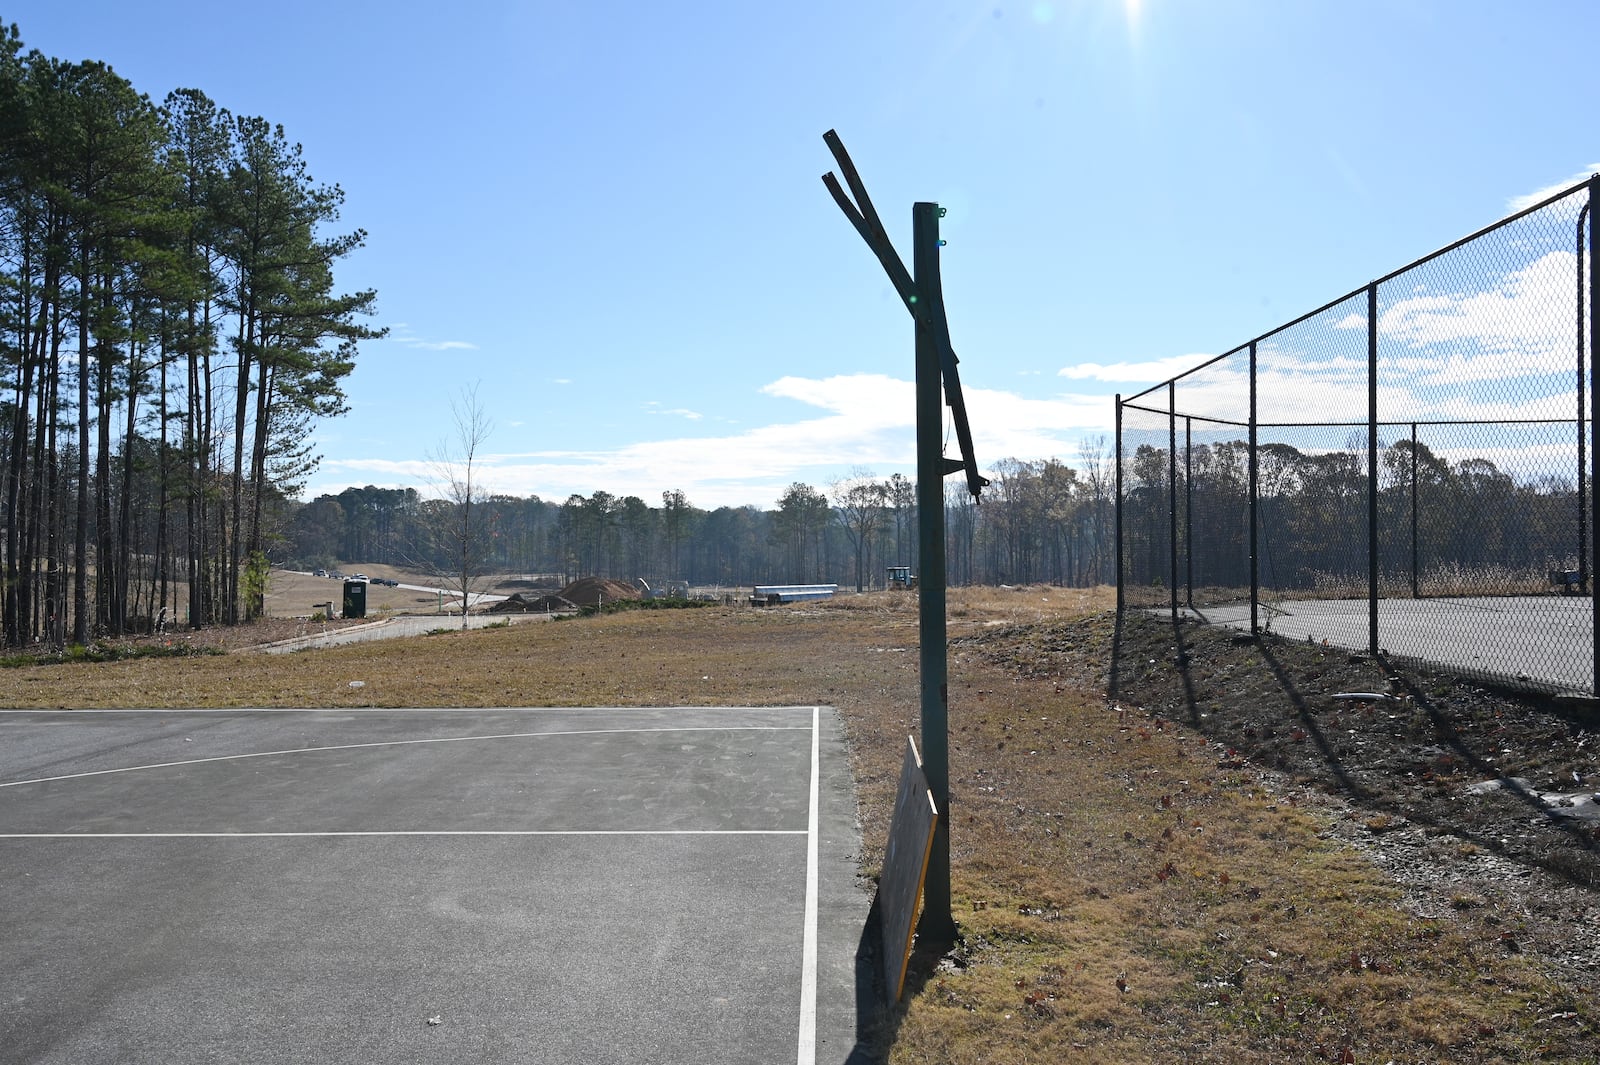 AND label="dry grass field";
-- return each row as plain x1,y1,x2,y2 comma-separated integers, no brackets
262,565,474,617
4,585,1596,1062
